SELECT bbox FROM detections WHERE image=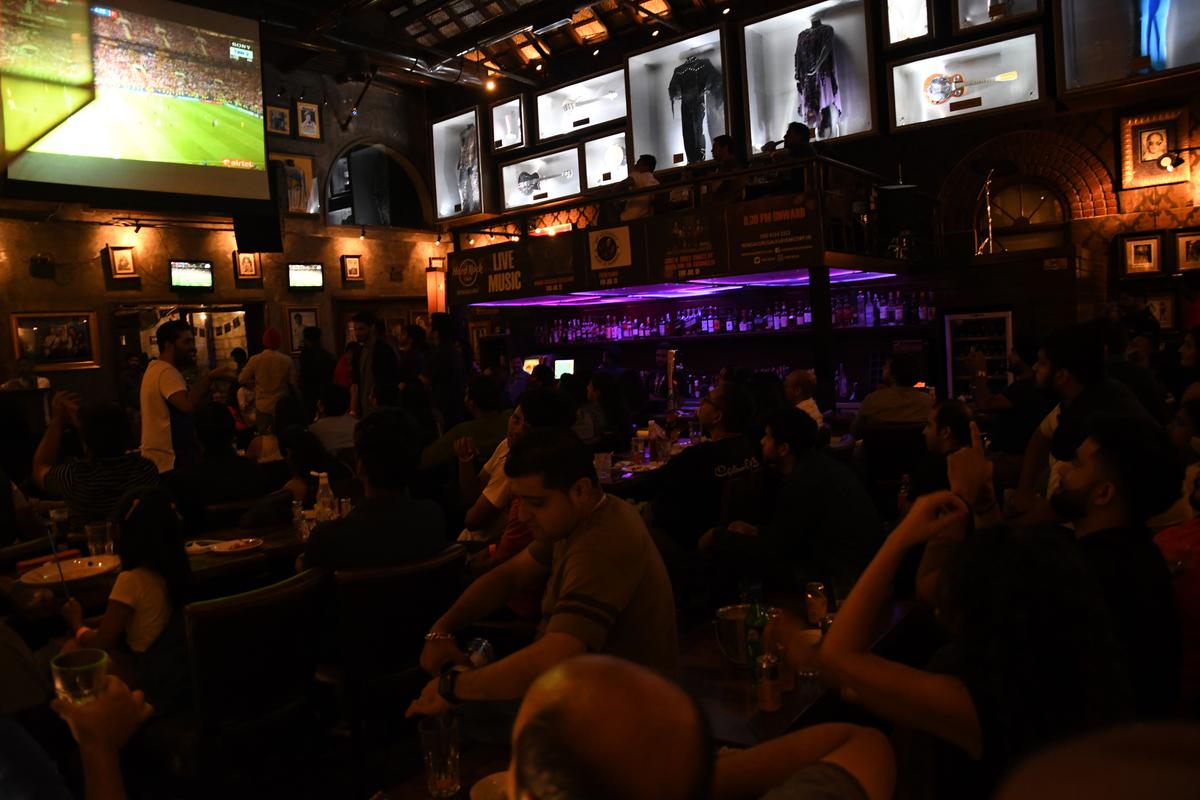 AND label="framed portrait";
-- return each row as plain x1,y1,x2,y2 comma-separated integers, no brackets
1177,233,1200,271
285,306,318,353
469,321,490,361
296,100,321,140
1121,109,1190,189
269,152,316,214
233,250,261,279
1146,294,1176,330
341,254,363,282
105,245,136,279
265,104,291,136
1123,235,1161,275
10,312,100,371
